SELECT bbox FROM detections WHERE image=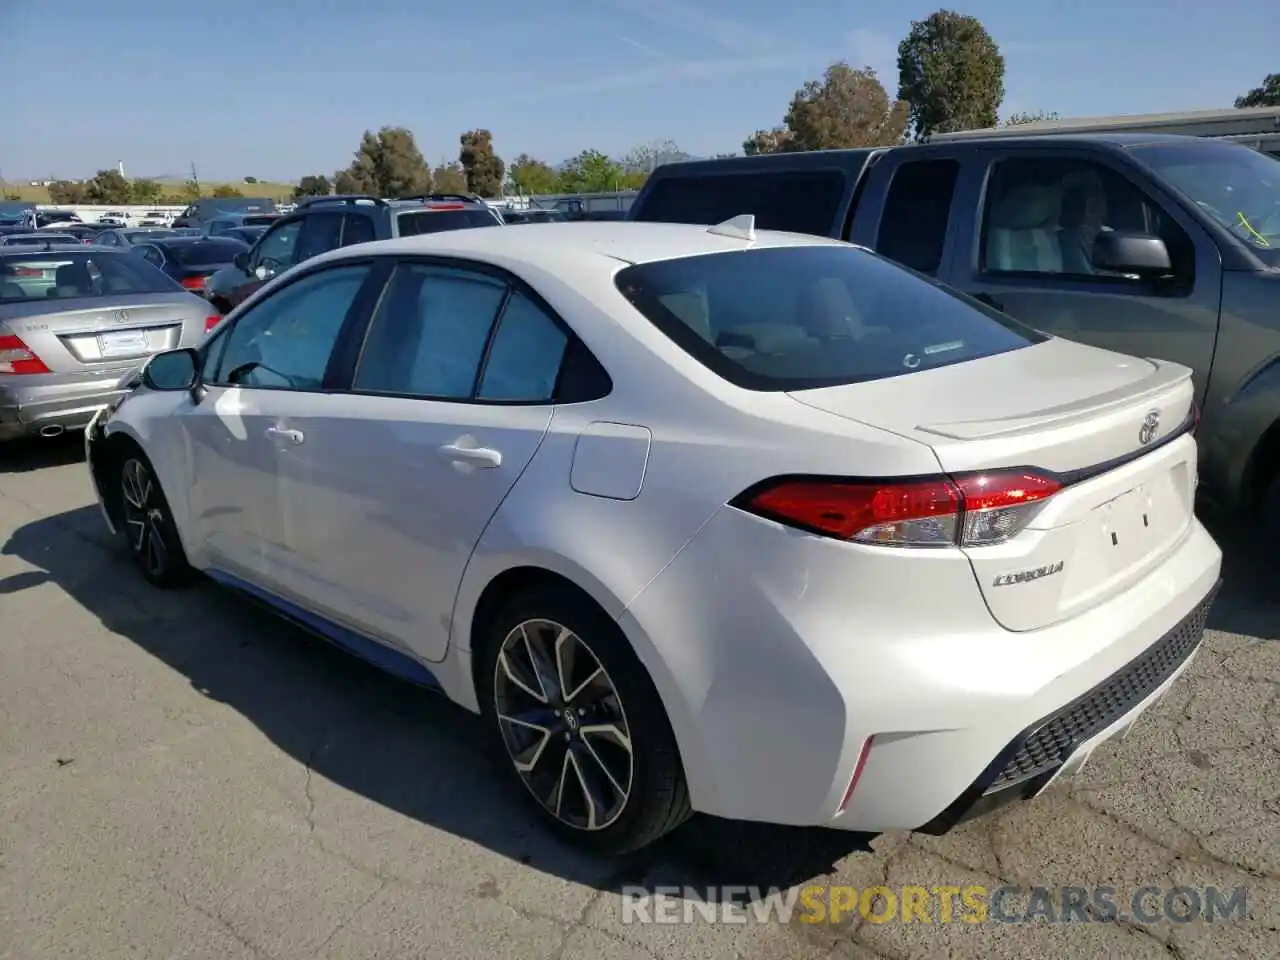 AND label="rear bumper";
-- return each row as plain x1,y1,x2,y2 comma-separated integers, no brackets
0,374,130,441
